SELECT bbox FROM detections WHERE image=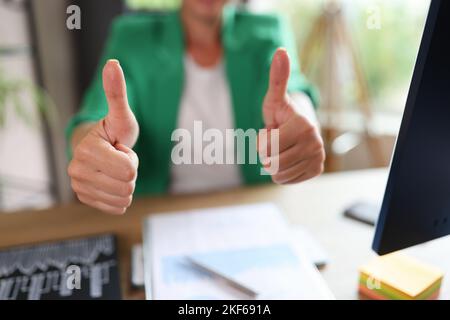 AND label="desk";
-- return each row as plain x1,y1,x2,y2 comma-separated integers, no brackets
1,168,449,300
